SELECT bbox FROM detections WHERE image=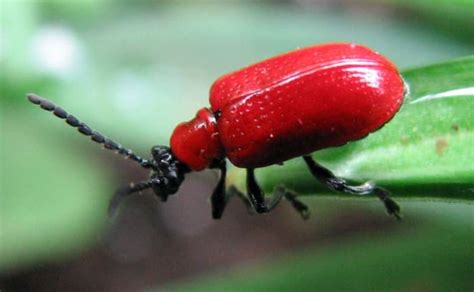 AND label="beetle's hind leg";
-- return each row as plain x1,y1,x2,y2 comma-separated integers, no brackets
302,155,401,219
